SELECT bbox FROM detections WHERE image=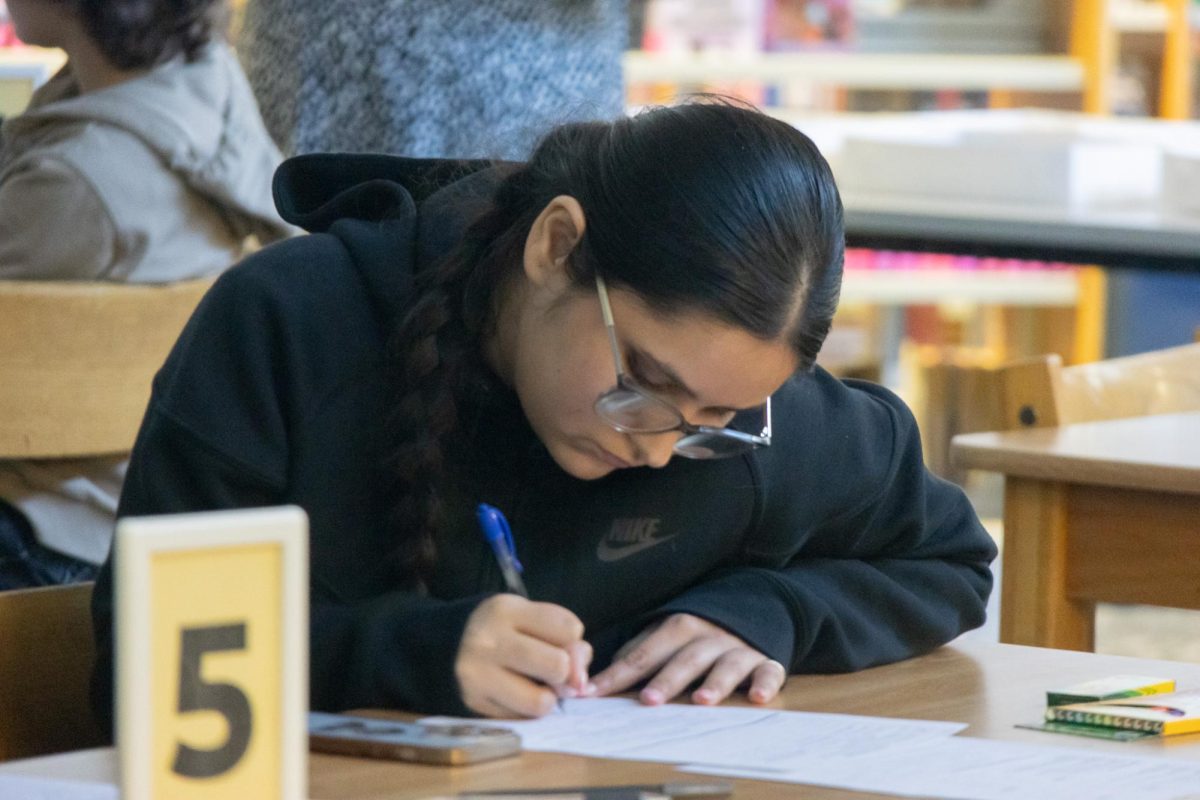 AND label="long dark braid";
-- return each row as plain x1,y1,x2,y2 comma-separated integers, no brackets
383,155,585,586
